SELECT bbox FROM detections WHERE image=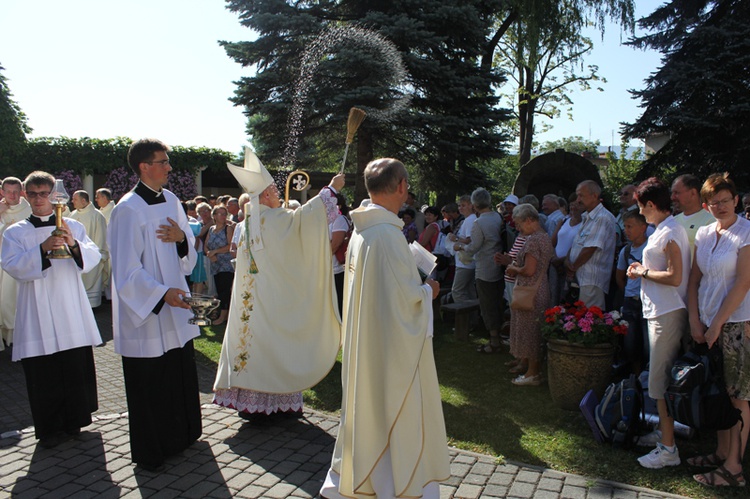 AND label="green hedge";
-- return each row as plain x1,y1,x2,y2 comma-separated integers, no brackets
2,136,236,178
